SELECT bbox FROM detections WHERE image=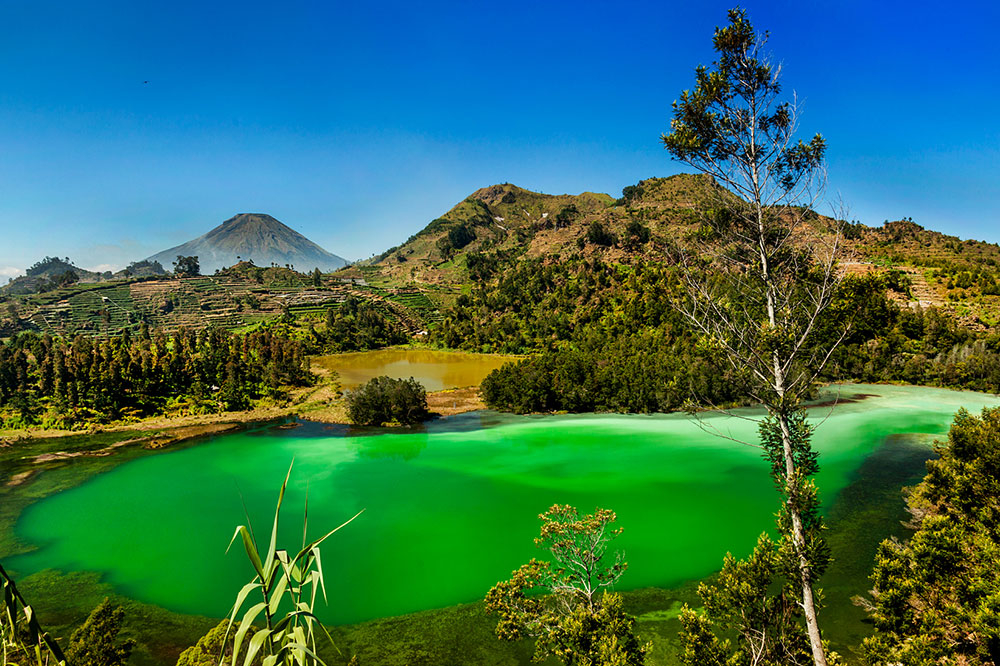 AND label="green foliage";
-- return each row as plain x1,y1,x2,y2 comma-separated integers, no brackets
436,224,476,258
65,598,135,666
25,257,76,278
448,224,476,250
176,620,262,666
225,463,362,666
585,221,616,247
438,252,1000,417
554,205,579,229
173,256,201,277
0,326,313,427
536,593,648,666
485,505,648,666
679,413,833,664
661,8,825,189
860,408,1000,665
621,221,650,250
345,376,429,426
480,330,741,414
125,259,166,276
0,562,66,666
434,258,677,354
321,297,406,353
53,271,78,289
617,185,645,206
678,535,812,666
